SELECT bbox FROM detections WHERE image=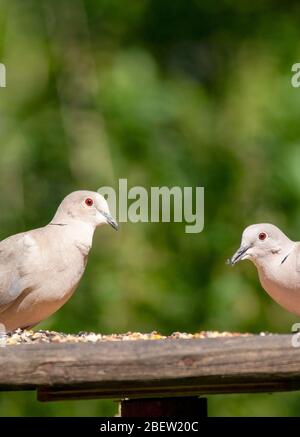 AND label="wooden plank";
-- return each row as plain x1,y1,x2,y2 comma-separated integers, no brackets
0,335,298,400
